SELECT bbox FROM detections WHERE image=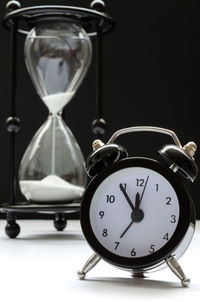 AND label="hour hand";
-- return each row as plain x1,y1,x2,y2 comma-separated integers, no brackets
134,192,141,212
120,193,144,238
119,184,135,211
